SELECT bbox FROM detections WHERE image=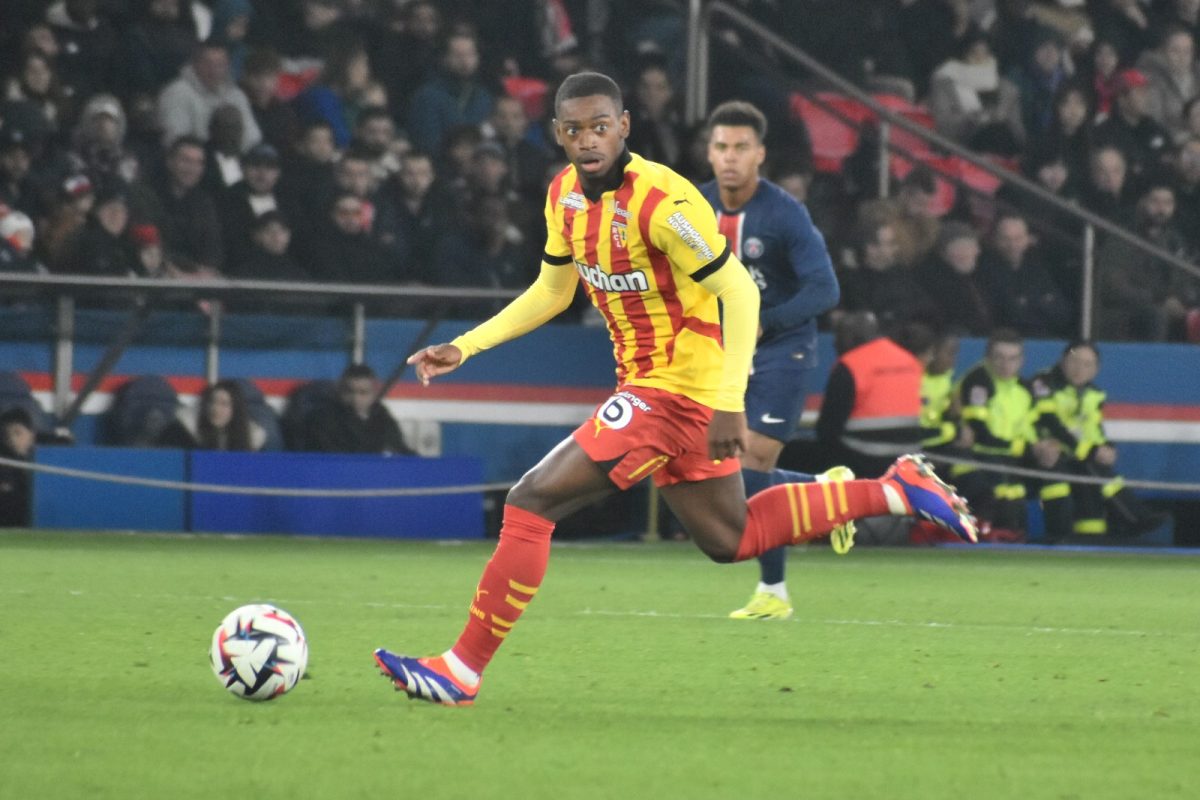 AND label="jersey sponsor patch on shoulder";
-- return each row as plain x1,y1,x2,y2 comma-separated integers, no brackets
559,191,586,211
666,211,716,261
